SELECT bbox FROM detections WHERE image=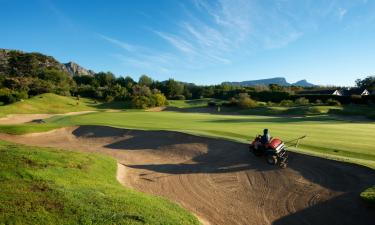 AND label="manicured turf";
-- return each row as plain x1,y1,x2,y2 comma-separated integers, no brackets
0,140,200,225
168,98,216,108
45,111,375,169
